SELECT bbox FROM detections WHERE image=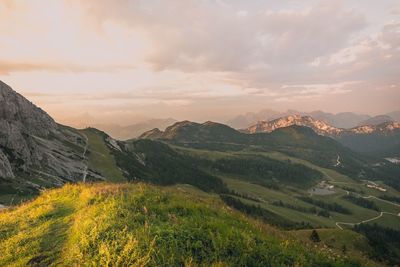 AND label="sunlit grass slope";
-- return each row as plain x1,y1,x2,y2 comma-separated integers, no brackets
0,183,365,266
